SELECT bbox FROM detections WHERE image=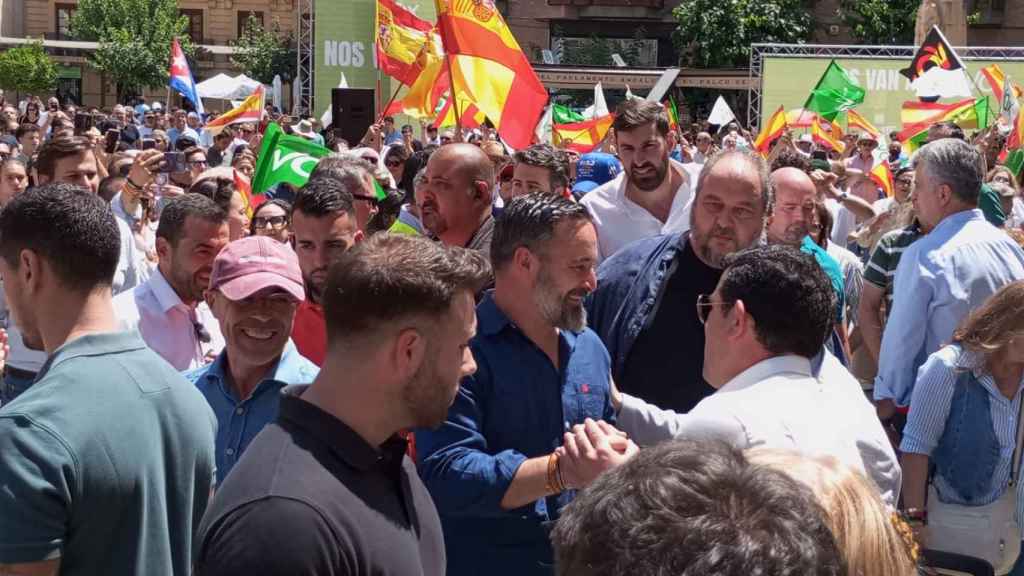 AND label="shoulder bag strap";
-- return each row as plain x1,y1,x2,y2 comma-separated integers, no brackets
1010,390,1024,486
